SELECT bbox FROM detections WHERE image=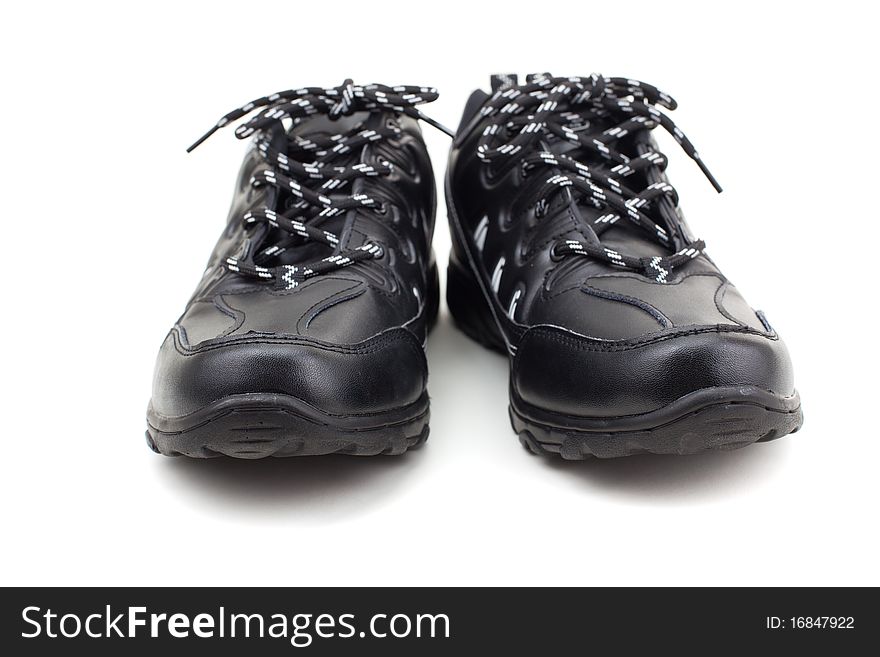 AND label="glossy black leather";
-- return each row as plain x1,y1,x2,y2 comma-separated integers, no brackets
513,326,794,417
447,88,796,418
150,112,437,420
151,328,427,418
